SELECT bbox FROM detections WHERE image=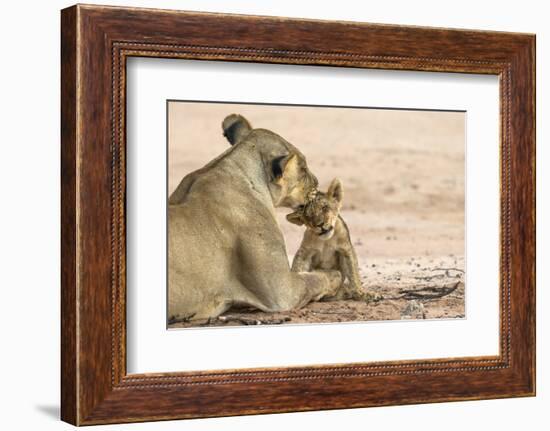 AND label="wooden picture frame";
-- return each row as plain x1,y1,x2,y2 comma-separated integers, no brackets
61,4,535,425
